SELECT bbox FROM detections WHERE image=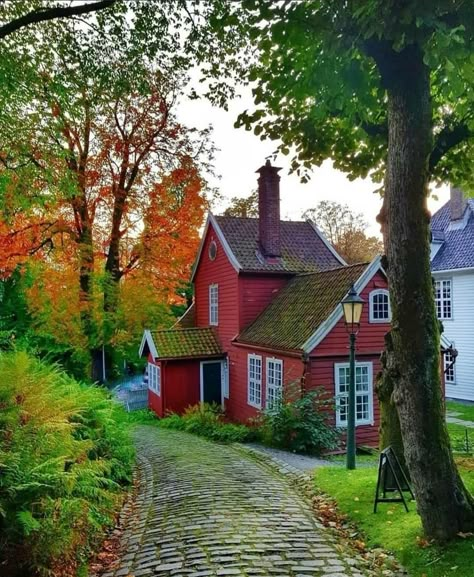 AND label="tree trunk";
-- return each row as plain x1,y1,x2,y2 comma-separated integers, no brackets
376,331,407,475
375,43,474,542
